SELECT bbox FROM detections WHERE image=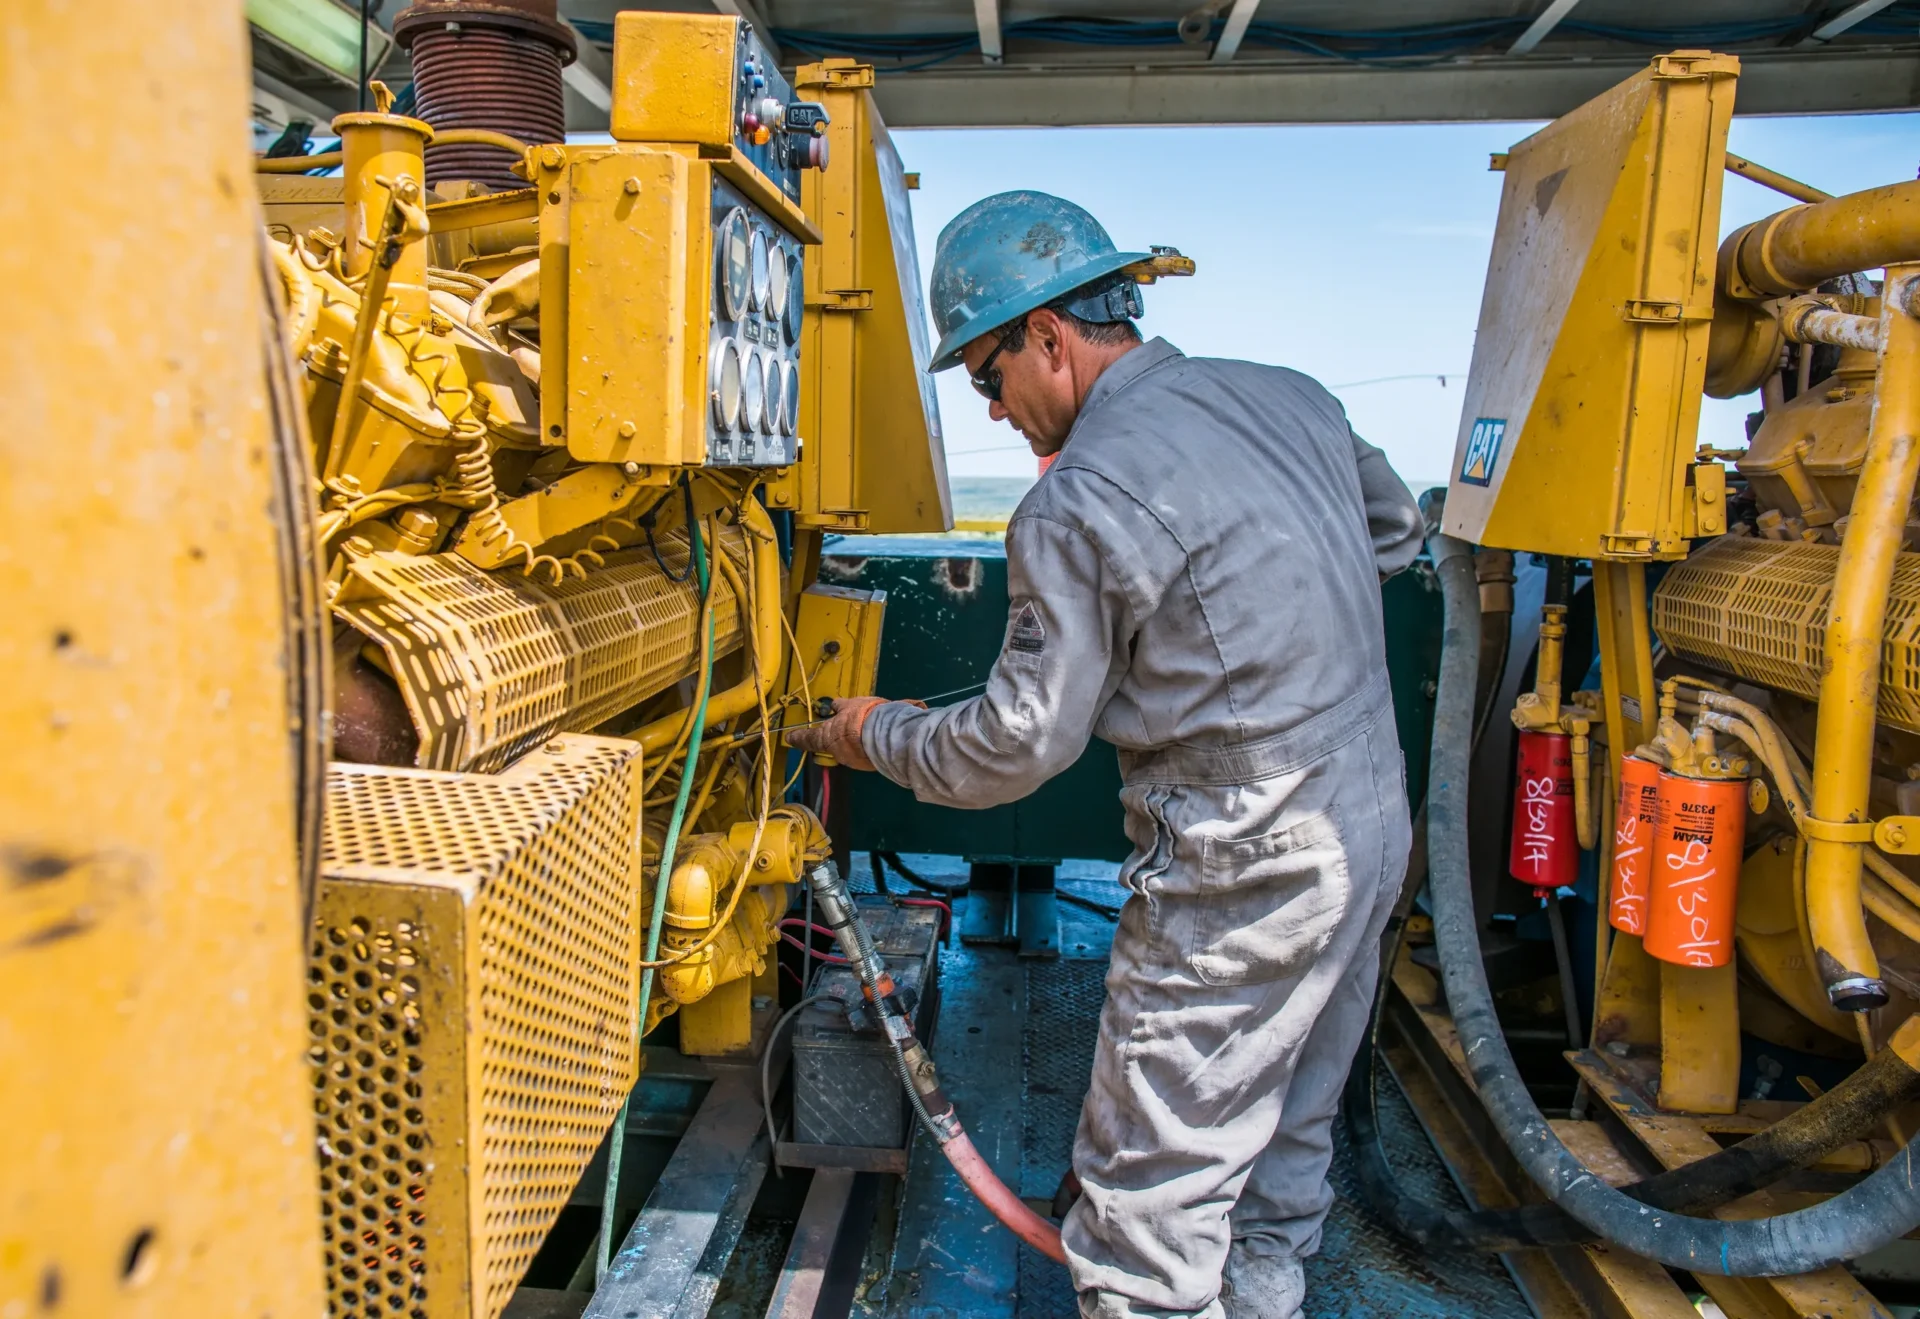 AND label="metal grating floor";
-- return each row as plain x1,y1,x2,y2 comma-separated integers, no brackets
866,857,1534,1319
